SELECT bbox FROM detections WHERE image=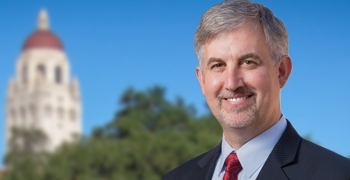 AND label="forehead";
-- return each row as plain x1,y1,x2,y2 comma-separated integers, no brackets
202,22,269,60
215,21,264,46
